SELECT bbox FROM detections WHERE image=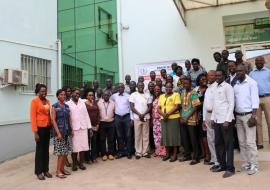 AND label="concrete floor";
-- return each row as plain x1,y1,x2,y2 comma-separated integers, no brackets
0,149,270,190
